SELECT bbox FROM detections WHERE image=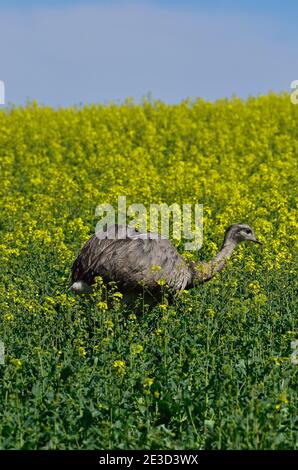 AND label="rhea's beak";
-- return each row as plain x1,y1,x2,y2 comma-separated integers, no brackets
252,238,262,245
